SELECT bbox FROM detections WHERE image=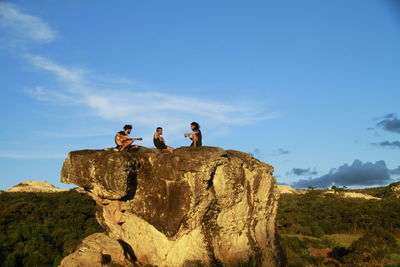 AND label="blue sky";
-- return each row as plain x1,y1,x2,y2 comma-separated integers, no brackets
0,0,399,189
